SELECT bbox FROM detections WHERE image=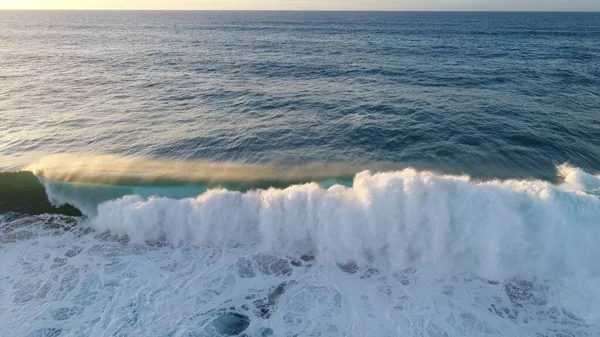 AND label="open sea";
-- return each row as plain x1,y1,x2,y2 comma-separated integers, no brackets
1,11,600,337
